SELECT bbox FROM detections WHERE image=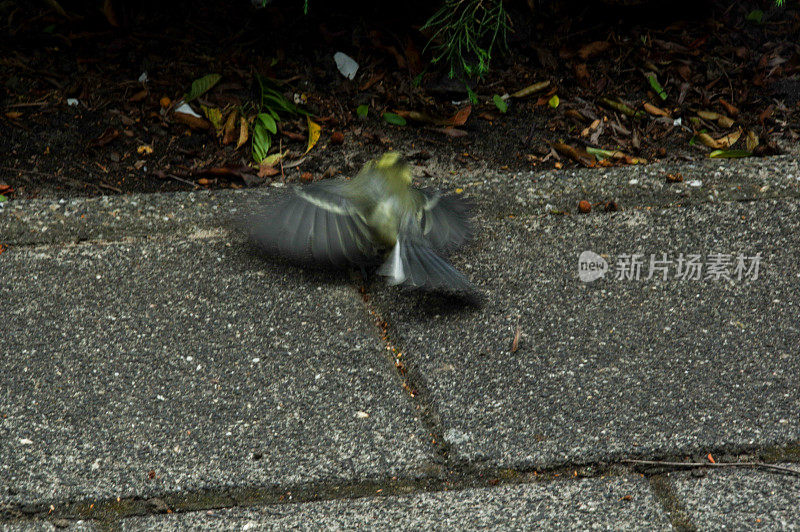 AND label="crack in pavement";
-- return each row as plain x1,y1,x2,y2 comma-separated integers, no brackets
1,451,797,527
